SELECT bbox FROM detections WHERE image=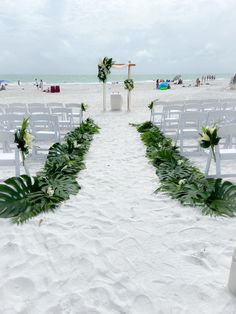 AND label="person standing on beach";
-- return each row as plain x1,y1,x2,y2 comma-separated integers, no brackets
39,79,43,91
156,79,159,90
35,78,39,89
